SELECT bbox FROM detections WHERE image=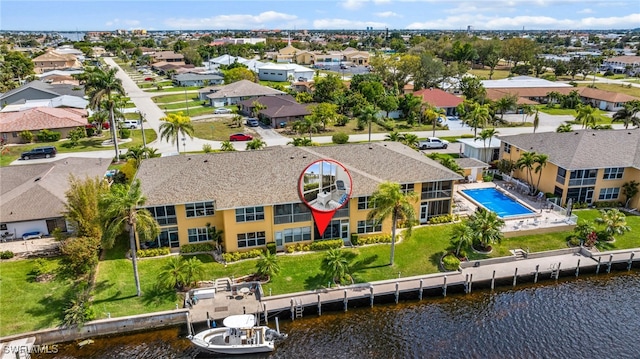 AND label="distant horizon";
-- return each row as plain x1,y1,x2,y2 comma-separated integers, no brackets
2,1,639,32
5,28,640,33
